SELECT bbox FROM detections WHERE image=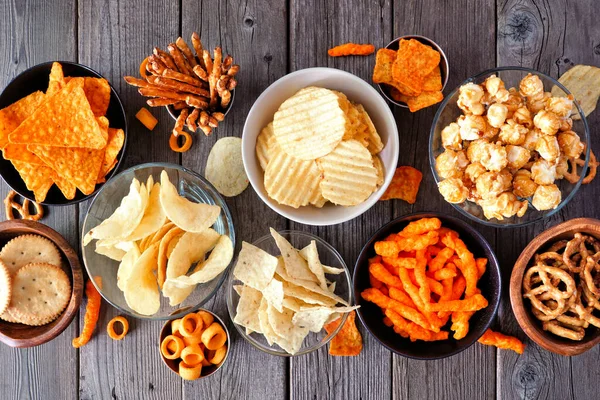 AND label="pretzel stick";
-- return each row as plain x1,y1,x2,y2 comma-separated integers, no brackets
162,68,202,86
191,32,205,69
186,108,200,131
222,55,233,72
192,65,209,82
198,123,212,136
173,108,188,135
153,47,179,71
151,76,209,97
199,111,209,126
168,43,193,76
228,64,240,77
212,112,225,122
227,78,237,91
146,98,179,107
185,95,208,109
149,54,167,71
176,37,198,67
202,50,213,79
124,76,153,88
139,87,188,101
172,101,188,110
